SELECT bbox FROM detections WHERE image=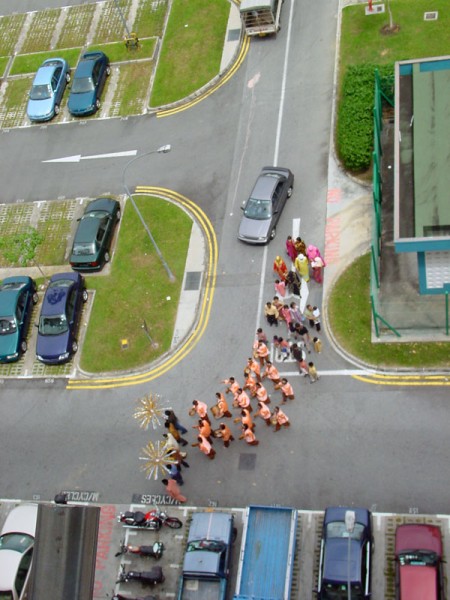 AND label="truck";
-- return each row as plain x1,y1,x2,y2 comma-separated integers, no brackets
234,505,298,600
177,511,235,600
239,0,283,37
